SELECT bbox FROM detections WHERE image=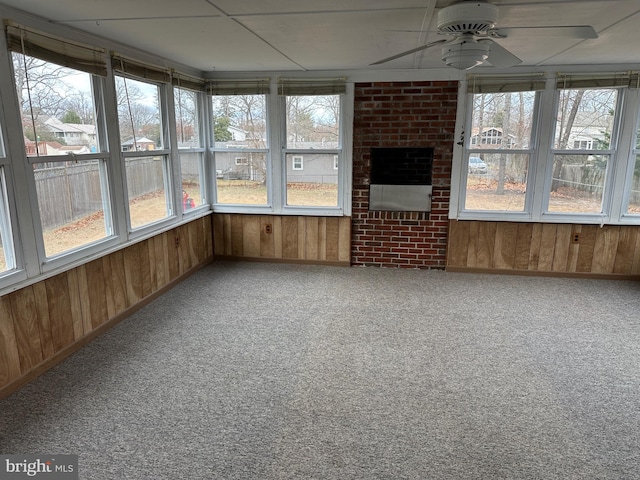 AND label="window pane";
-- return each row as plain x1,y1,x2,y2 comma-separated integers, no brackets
627,155,640,214
554,89,617,150
125,156,170,228
13,53,99,157
34,160,111,257
180,152,203,211
464,154,529,211
116,76,163,150
174,87,200,148
548,154,607,213
286,95,340,149
215,153,267,205
211,95,267,149
285,153,338,207
471,91,536,150
0,168,15,272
